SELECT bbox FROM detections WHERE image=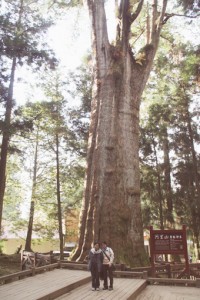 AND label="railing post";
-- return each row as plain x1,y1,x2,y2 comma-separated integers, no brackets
196,279,200,288
142,271,148,279
58,260,61,269
32,267,36,276
21,250,23,270
166,263,171,278
50,250,53,264
34,252,36,268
